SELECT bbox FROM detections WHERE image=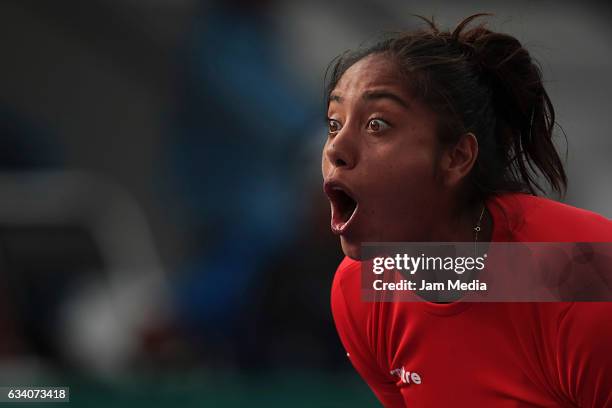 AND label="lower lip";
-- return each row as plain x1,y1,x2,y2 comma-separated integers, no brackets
331,205,359,235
